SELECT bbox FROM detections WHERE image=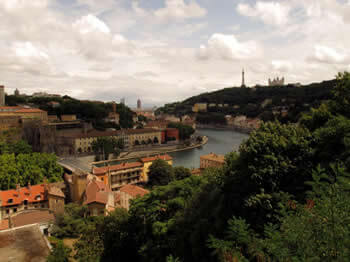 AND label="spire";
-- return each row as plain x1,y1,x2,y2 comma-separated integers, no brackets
241,68,245,87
